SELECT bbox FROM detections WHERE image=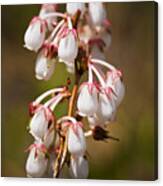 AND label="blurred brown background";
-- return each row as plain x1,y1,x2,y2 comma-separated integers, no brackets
1,2,157,180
